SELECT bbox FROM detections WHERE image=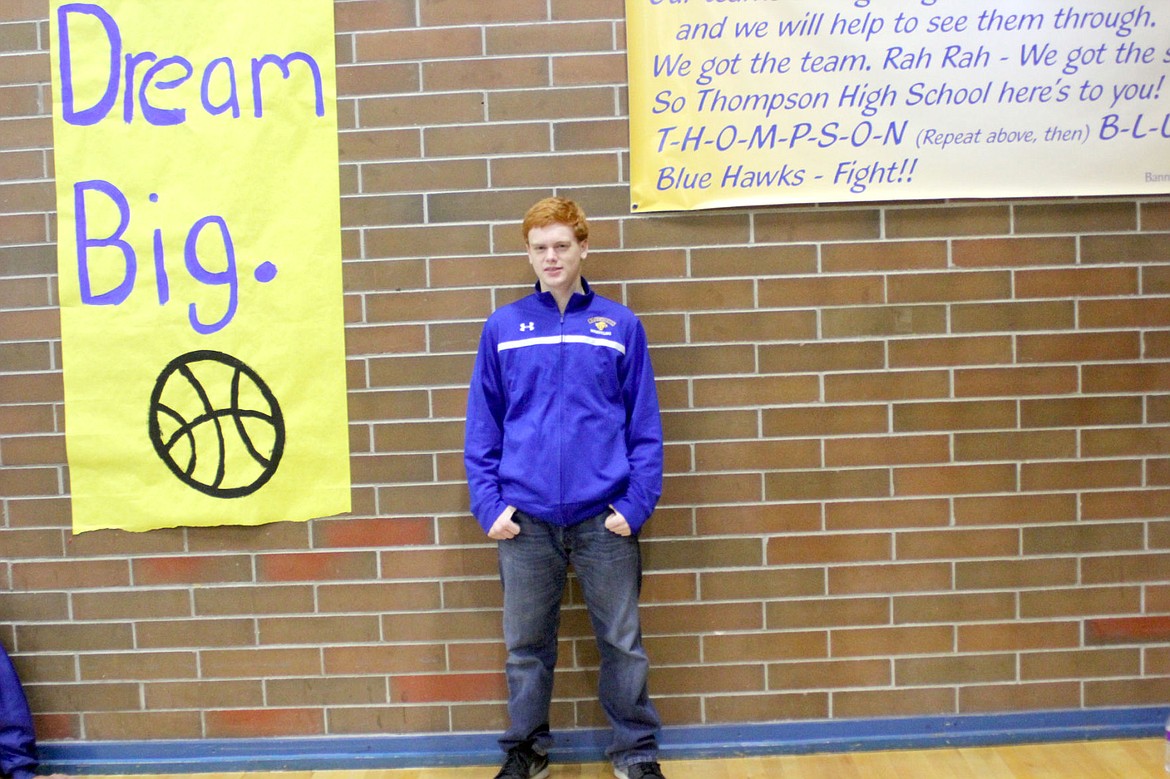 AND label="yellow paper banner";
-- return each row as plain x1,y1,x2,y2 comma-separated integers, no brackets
626,0,1170,212
50,0,351,533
